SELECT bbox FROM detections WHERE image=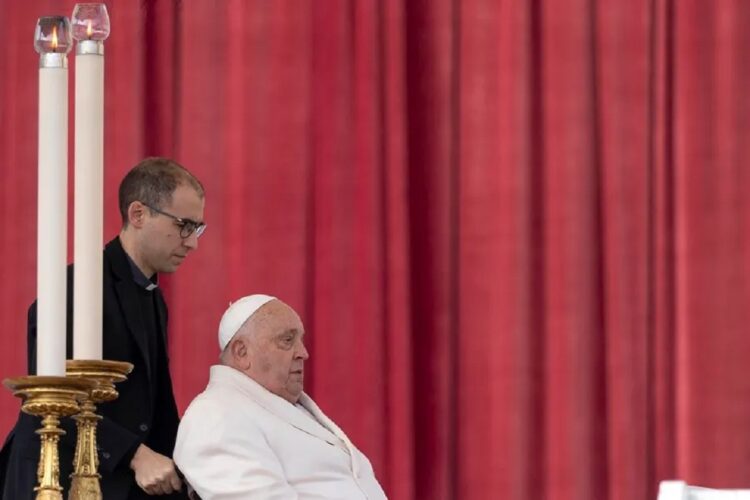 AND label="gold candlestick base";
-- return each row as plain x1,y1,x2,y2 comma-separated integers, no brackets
65,359,133,500
3,375,95,500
